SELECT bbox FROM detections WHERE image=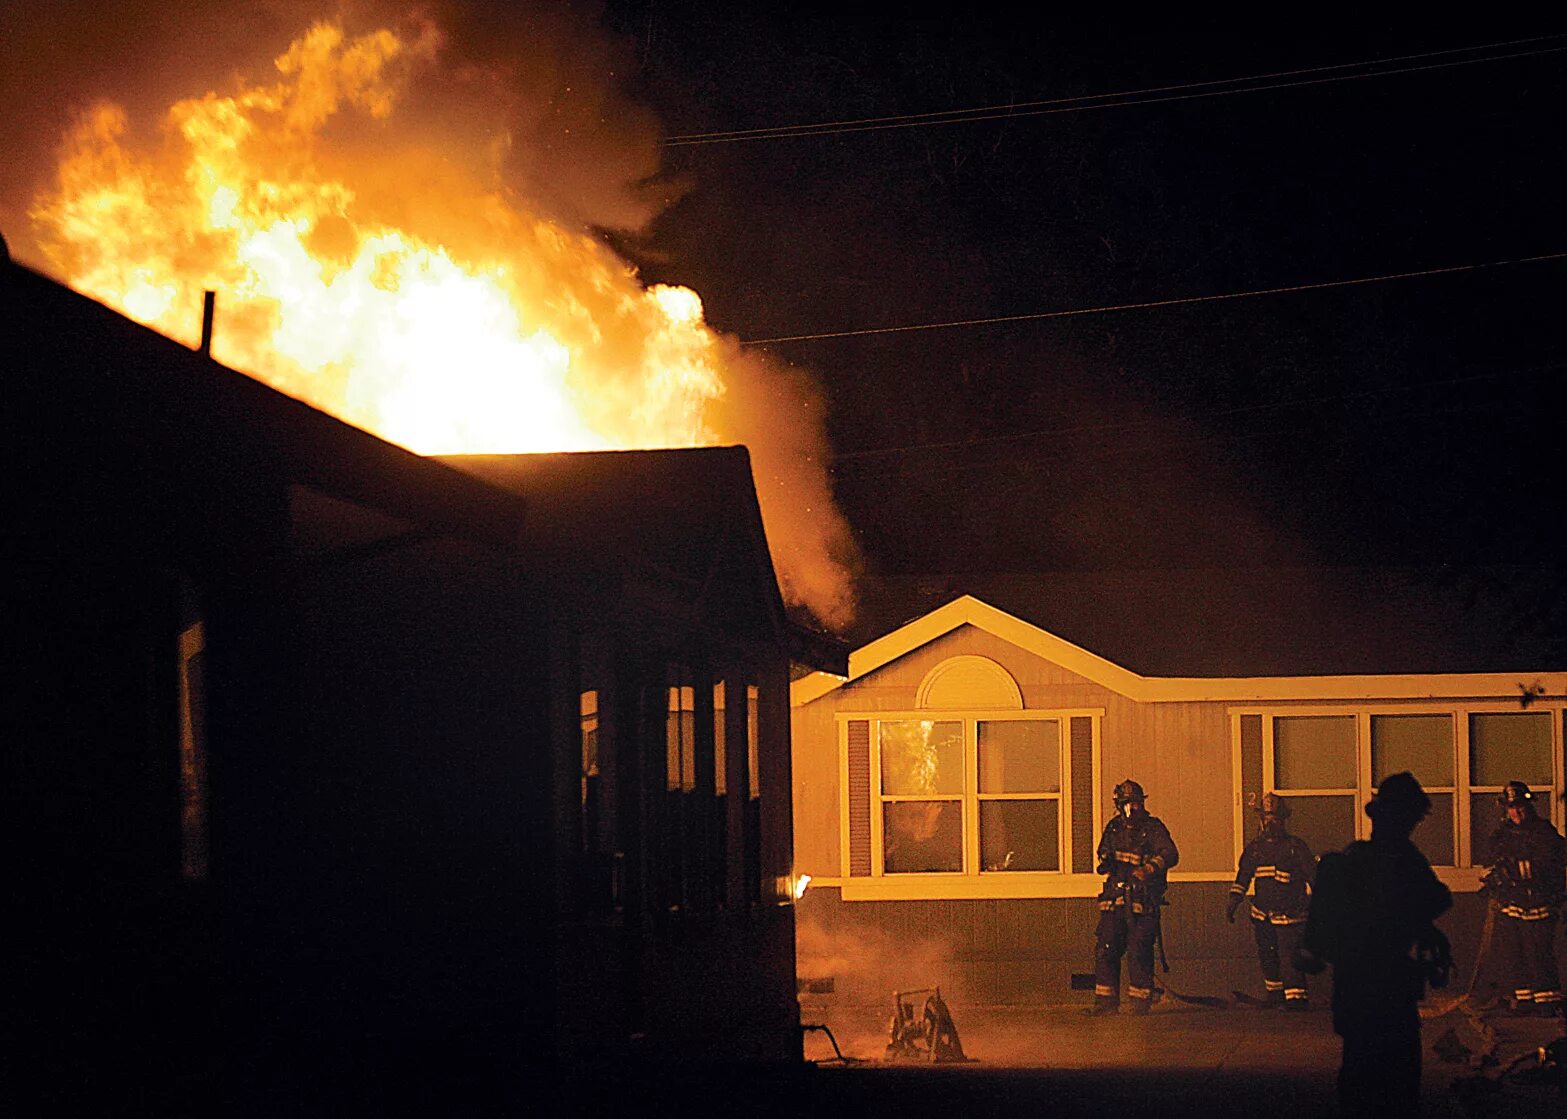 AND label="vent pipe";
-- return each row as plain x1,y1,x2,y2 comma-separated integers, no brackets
198,290,216,356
